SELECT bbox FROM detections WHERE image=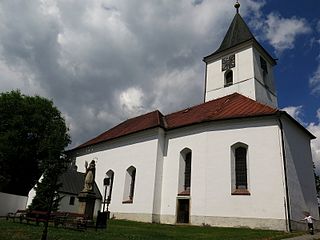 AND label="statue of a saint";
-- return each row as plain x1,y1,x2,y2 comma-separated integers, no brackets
82,160,96,192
